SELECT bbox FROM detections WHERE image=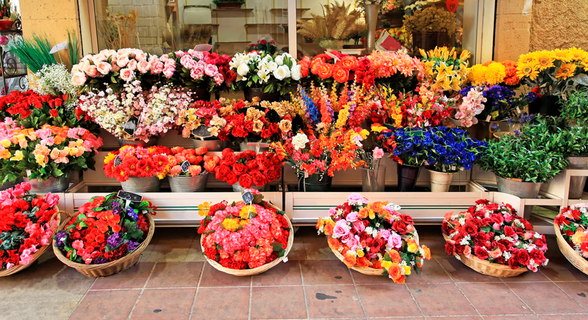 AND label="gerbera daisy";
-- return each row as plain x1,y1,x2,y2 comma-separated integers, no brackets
556,63,577,79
